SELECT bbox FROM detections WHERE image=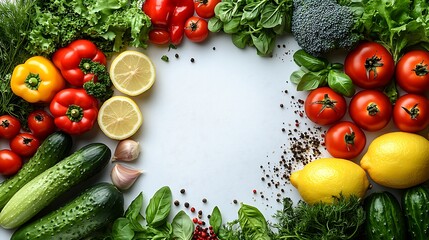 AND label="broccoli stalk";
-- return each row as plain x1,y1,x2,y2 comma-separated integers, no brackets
80,59,113,102
291,0,360,57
